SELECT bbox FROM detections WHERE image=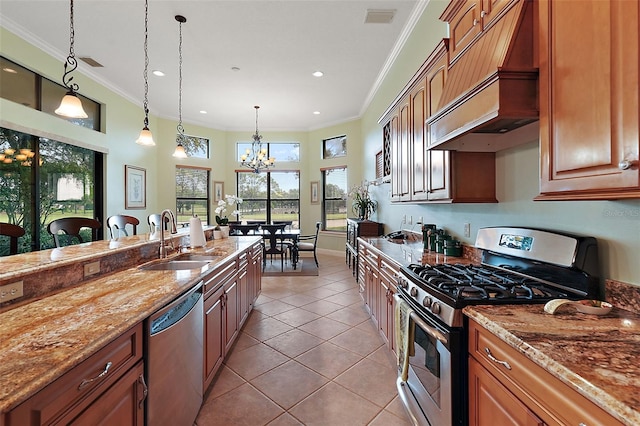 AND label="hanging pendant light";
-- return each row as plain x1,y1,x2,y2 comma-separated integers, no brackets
136,0,155,146
172,15,188,158
240,106,275,173
55,0,88,119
